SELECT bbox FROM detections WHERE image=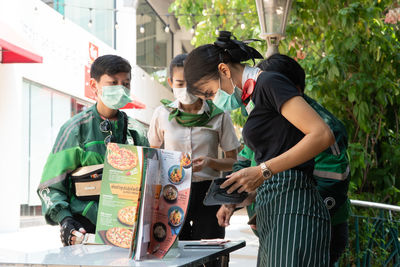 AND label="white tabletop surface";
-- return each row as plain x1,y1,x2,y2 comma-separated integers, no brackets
0,240,246,267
